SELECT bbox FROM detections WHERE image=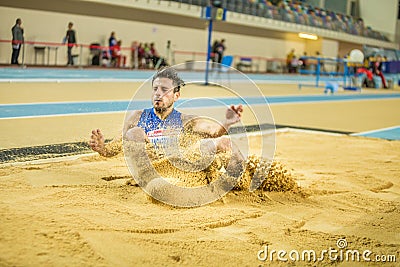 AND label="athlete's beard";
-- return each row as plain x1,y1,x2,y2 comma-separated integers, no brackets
154,101,173,114
154,107,167,113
